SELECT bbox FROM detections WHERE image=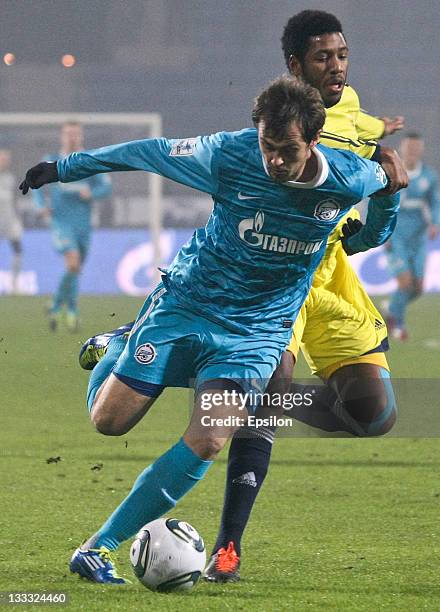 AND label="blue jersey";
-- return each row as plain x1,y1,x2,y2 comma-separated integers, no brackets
57,129,397,333
395,163,440,239
33,155,111,232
